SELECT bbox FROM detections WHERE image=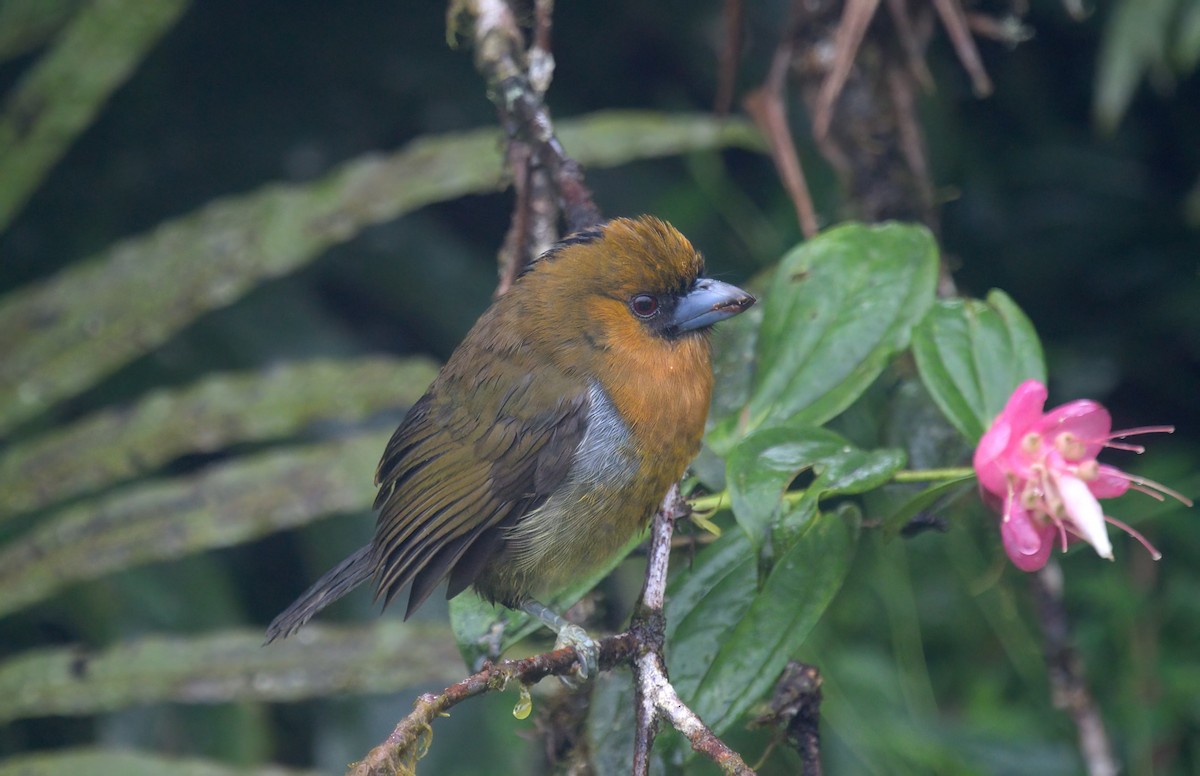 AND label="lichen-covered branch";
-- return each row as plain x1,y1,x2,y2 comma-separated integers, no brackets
753,661,824,775
0,748,320,776
347,635,638,776
0,0,190,232
0,621,460,724
0,110,761,435
0,430,391,617
0,356,438,521
630,486,756,775
453,0,602,246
